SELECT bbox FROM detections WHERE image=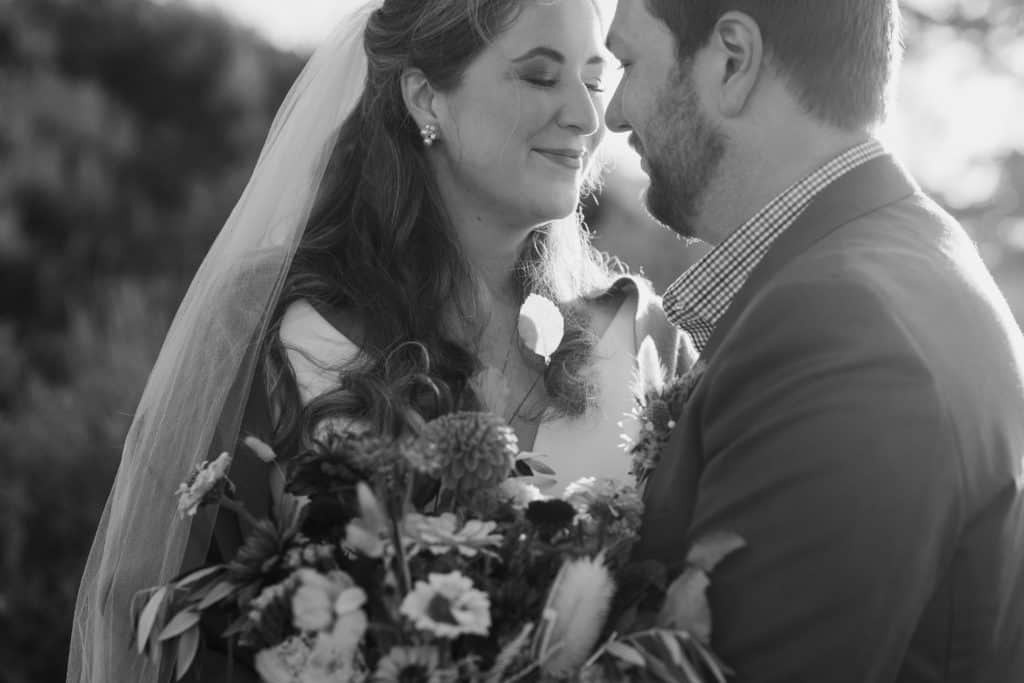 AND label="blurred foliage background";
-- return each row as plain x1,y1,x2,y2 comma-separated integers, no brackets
0,0,1020,680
